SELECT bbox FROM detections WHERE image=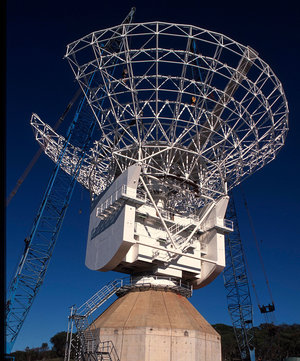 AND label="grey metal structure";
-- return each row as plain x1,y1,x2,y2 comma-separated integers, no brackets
223,194,254,360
